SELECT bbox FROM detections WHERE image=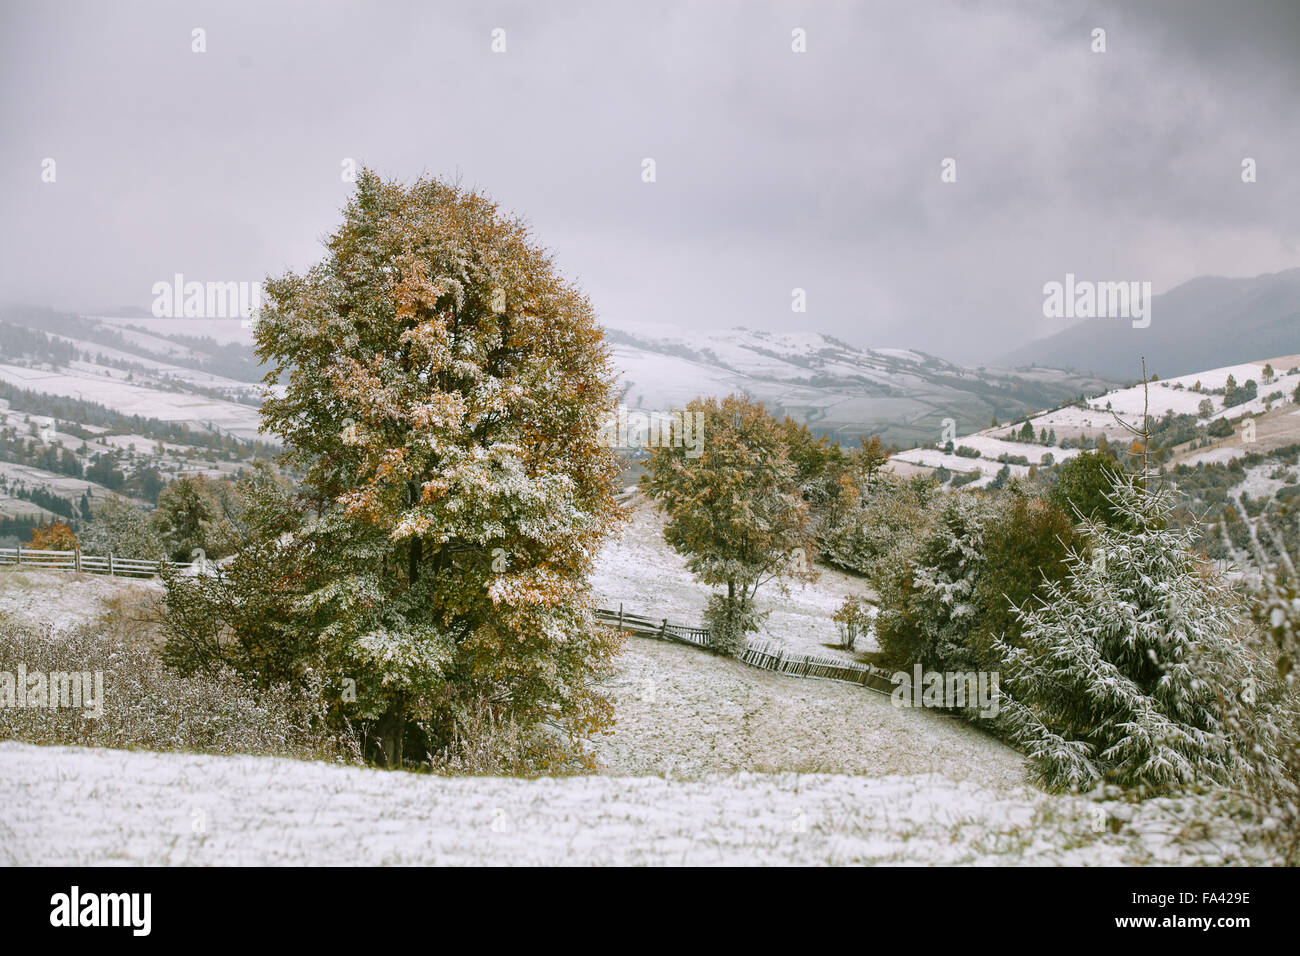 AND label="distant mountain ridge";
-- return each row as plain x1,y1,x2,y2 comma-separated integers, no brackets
999,267,1300,379
603,322,1116,447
